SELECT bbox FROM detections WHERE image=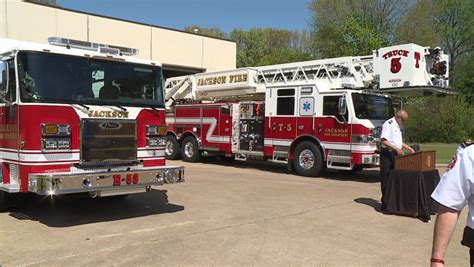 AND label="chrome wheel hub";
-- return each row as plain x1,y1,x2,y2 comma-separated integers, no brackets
165,140,174,155
184,142,195,158
299,149,315,170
